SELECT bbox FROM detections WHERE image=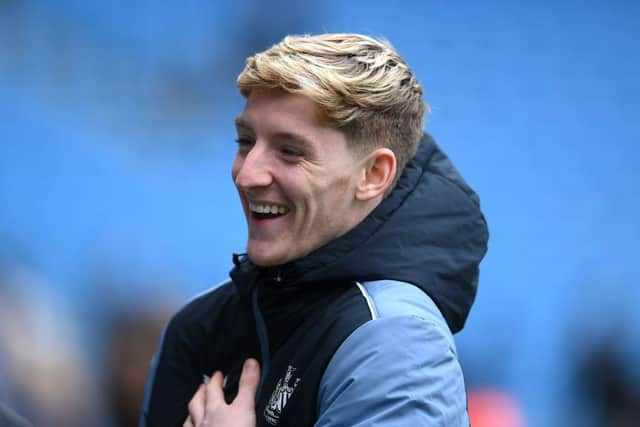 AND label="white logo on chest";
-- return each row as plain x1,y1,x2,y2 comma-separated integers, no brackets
264,365,301,426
